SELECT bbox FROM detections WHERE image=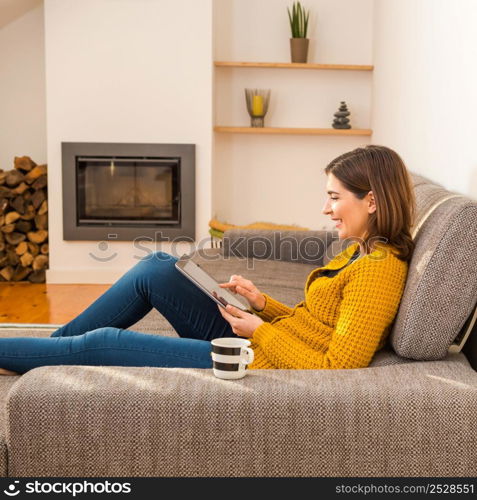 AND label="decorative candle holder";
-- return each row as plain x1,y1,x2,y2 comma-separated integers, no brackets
245,88,271,127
